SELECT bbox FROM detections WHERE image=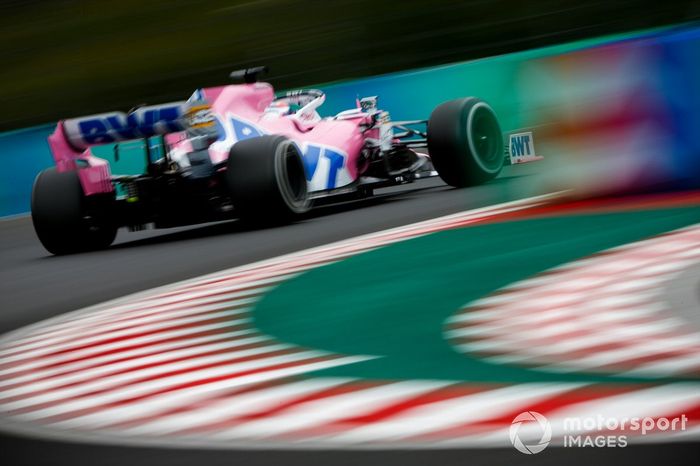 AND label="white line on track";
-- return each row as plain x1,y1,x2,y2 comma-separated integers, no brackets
210,381,454,440
0,337,282,401
0,325,258,378
0,334,267,390
36,358,370,430
122,378,357,436
9,351,357,418
325,383,582,443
